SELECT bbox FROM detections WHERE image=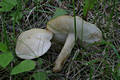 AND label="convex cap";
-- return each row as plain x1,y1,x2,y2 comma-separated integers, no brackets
47,15,102,44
